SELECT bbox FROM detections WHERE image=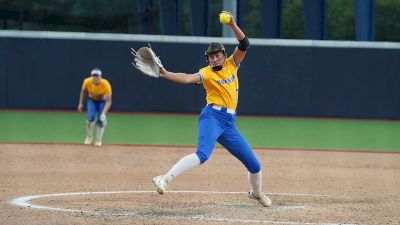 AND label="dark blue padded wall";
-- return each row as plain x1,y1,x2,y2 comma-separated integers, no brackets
1,36,399,119
0,38,9,107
